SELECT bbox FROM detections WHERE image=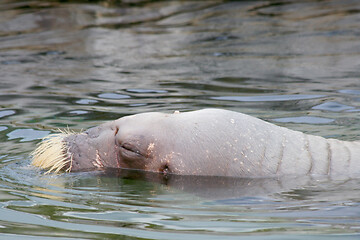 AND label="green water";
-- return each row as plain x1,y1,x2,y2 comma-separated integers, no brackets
0,0,360,239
